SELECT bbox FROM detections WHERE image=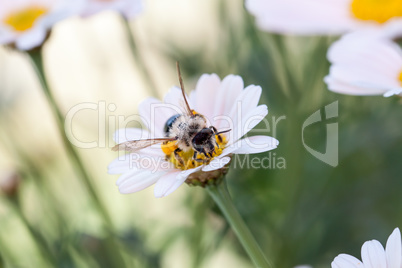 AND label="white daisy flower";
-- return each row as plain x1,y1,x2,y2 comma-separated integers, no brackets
332,228,402,268
246,0,402,35
0,0,82,51
325,31,402,97
108,73,279,198
79,0,143,19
